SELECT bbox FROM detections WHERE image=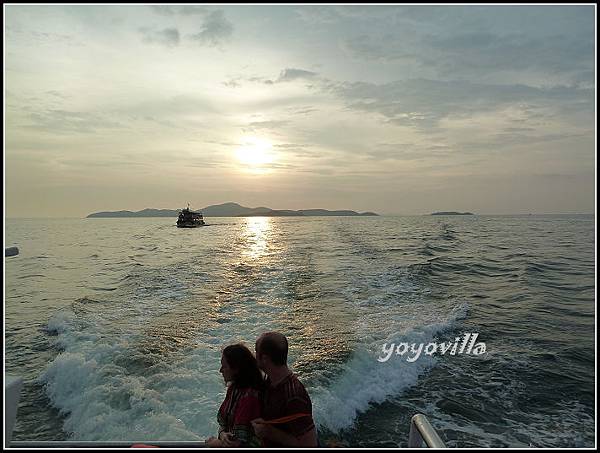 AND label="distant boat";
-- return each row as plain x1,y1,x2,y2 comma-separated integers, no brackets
176,205,205,228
